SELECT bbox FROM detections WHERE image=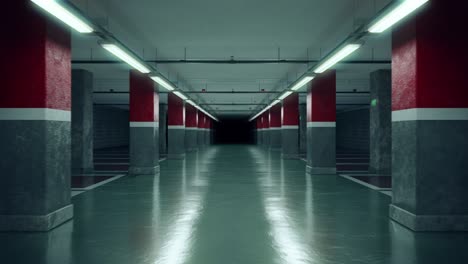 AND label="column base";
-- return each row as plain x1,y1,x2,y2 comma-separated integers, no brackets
281,153,298,159
306,165,336,175
128,165,160,176
389,204,468,231
0,204,73,232
168,153,186,159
